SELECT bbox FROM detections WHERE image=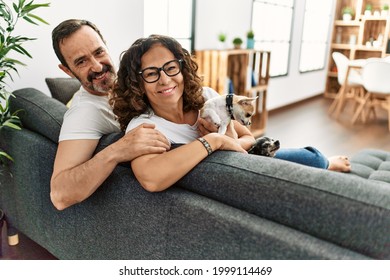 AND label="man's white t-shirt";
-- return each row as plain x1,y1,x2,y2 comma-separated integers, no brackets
59,87,121,142
126,87,219,144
